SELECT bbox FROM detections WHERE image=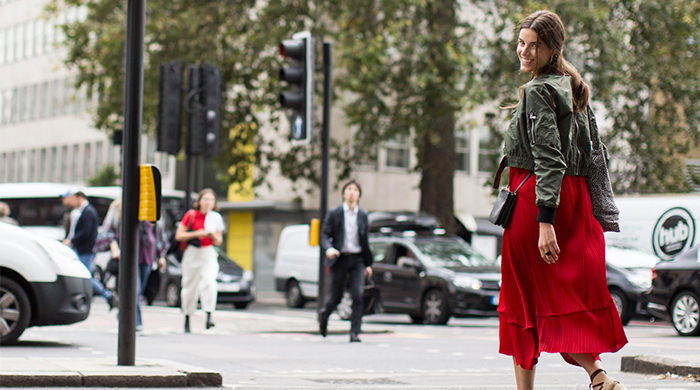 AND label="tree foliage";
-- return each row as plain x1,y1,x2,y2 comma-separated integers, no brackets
47,0,479,232
474,0,700,194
